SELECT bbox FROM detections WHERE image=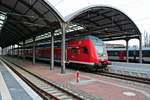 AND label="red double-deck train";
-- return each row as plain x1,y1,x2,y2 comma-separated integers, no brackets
10,35,109,70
